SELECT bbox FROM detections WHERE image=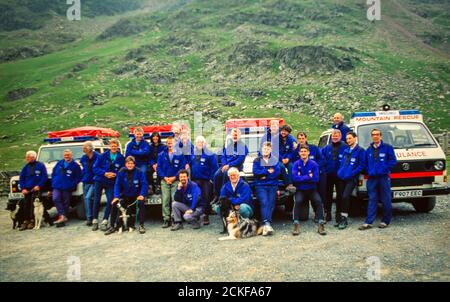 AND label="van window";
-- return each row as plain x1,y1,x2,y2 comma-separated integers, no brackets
318,135,330,148
357,122,437,149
